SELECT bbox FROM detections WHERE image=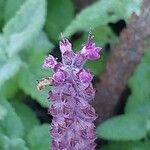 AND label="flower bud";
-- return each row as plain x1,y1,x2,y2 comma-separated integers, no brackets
59,38,72,54
81,34,102,60
53,71,66,83
43,55,57,69
79,70,93,83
